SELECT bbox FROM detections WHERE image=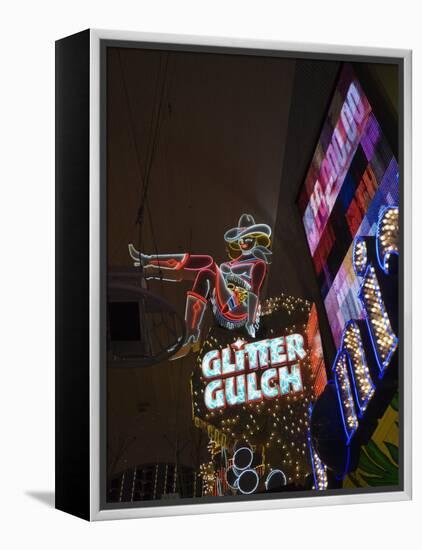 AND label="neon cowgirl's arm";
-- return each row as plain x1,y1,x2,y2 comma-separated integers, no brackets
145,254,214,270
